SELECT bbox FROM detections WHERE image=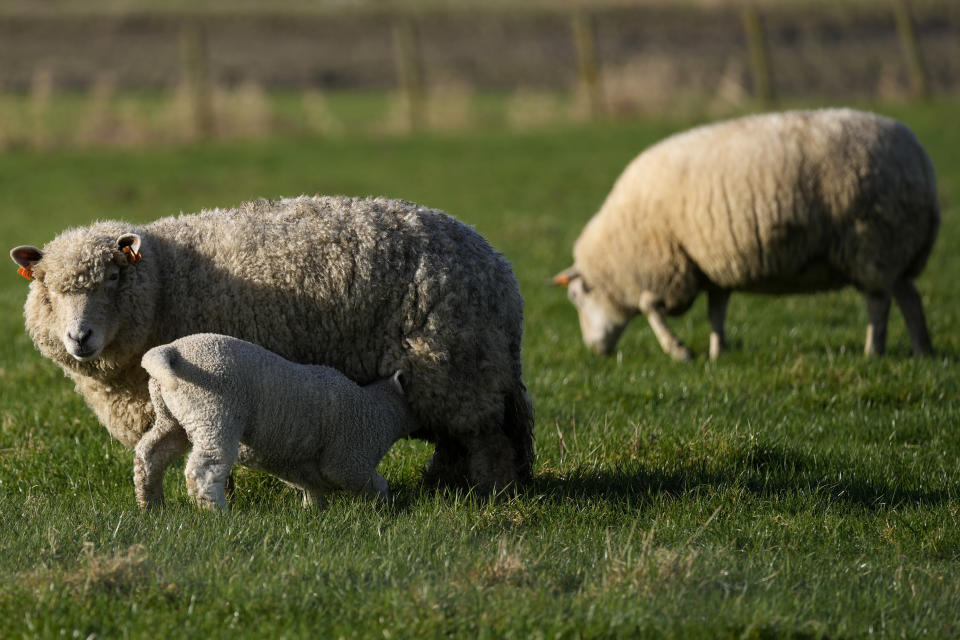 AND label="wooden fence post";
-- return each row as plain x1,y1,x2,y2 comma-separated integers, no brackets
392,19,424,132
891,0,930,99
571,11,603,120
180,20,213,140
740,6,775,106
